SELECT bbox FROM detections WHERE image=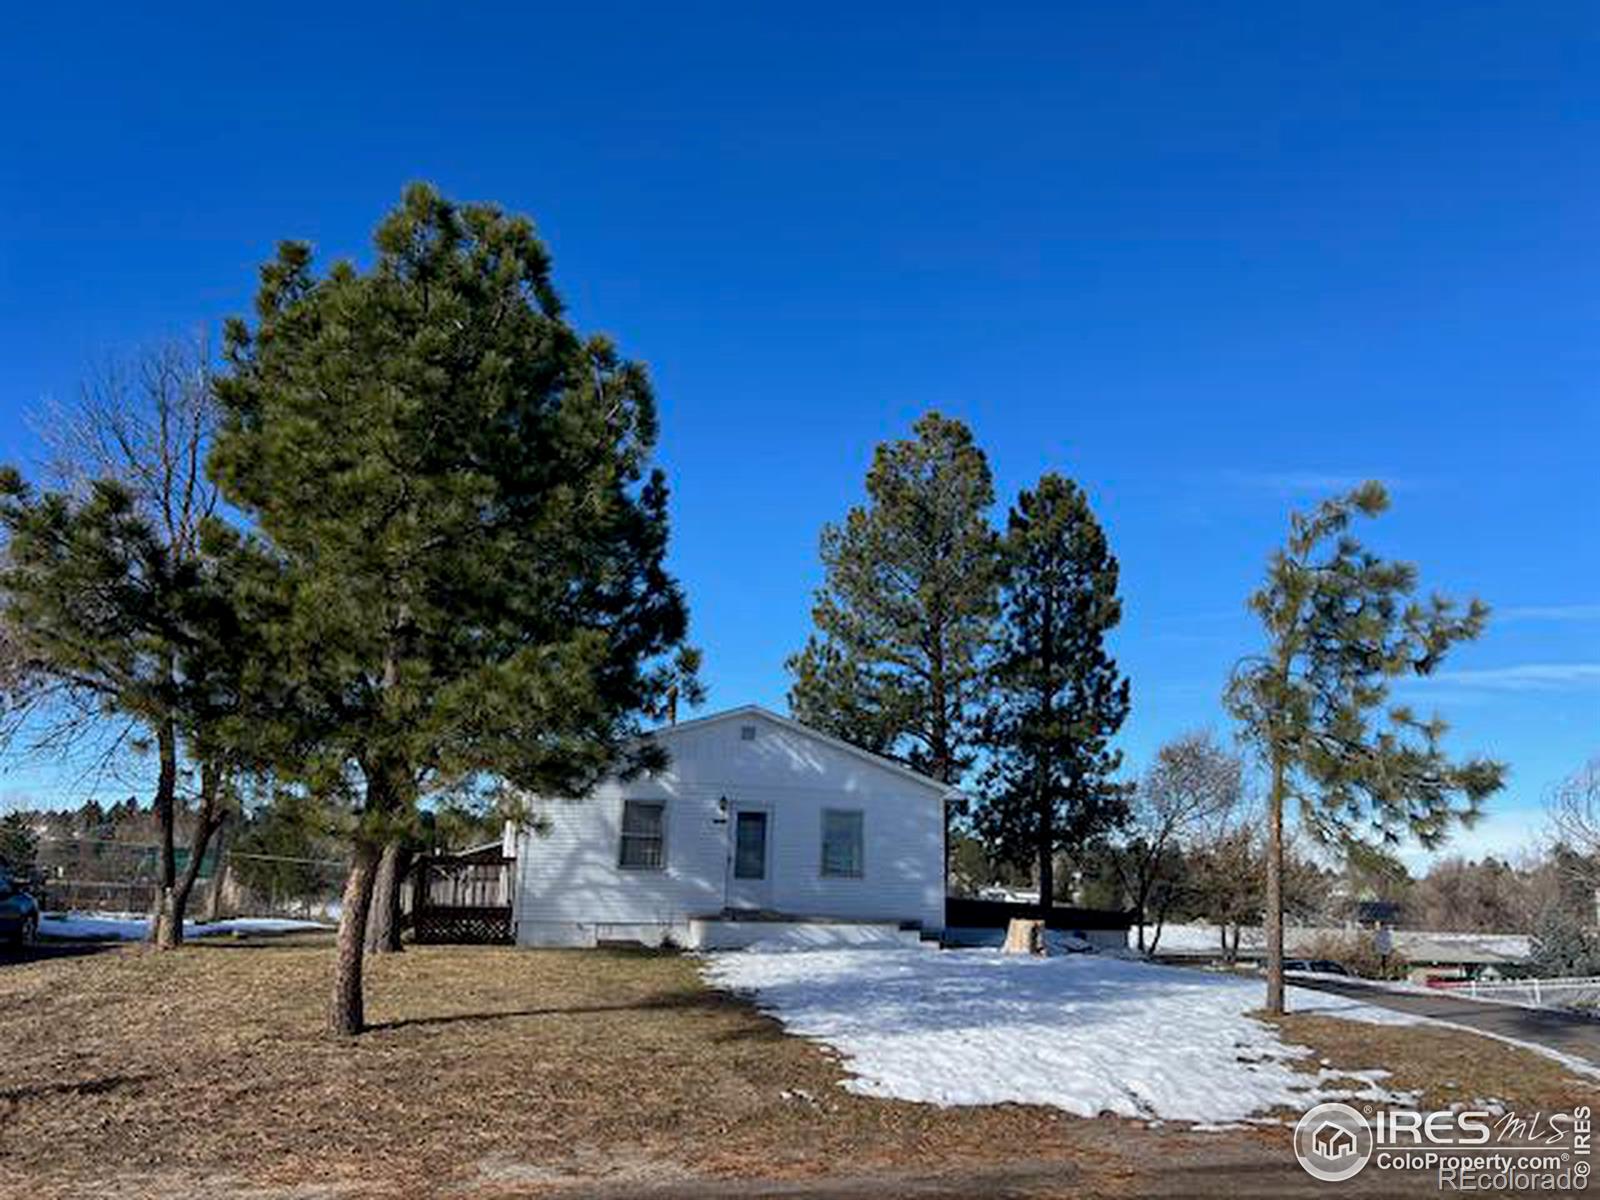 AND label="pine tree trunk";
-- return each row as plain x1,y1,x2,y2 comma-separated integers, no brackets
1035,591,1056,922
148,719,181,947
153,892,181,949
364,841,408,955
386,845,412,951
204,817,230,924
928,636,955,891
1037,780,1054,920
154,762,226,949
330,839,382,1037
1265,754,1286,1014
